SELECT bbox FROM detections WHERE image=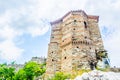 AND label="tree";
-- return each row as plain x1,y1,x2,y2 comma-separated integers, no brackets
7,67,15,79
14,69,27,80
0,61,46,80
0,64,15,80
96,50,110,71
14,61,46,80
